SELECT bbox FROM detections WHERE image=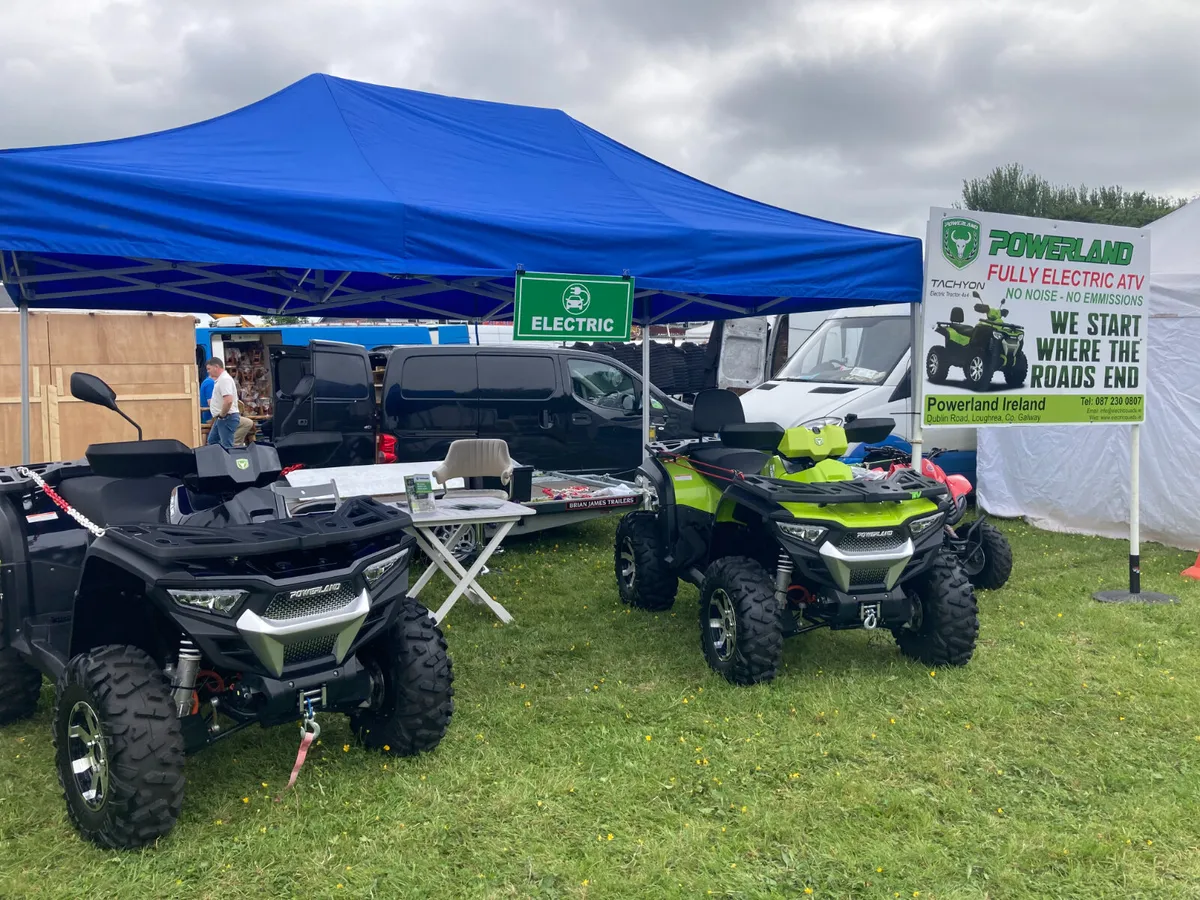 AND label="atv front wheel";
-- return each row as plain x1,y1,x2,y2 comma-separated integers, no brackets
351,597,454,756
1004,351,1028,388
615,512,678,611
894,553,979,667
961,521,1013,590
966,352,994,391
698,557,782,685
0,648,43,724
925,346,949,384
53,645,186,849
